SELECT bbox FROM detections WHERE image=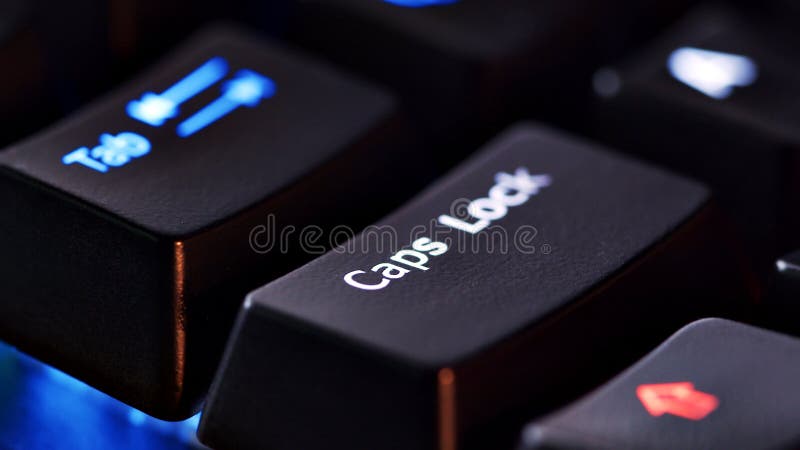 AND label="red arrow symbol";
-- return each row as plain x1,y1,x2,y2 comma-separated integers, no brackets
636,382,719,421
